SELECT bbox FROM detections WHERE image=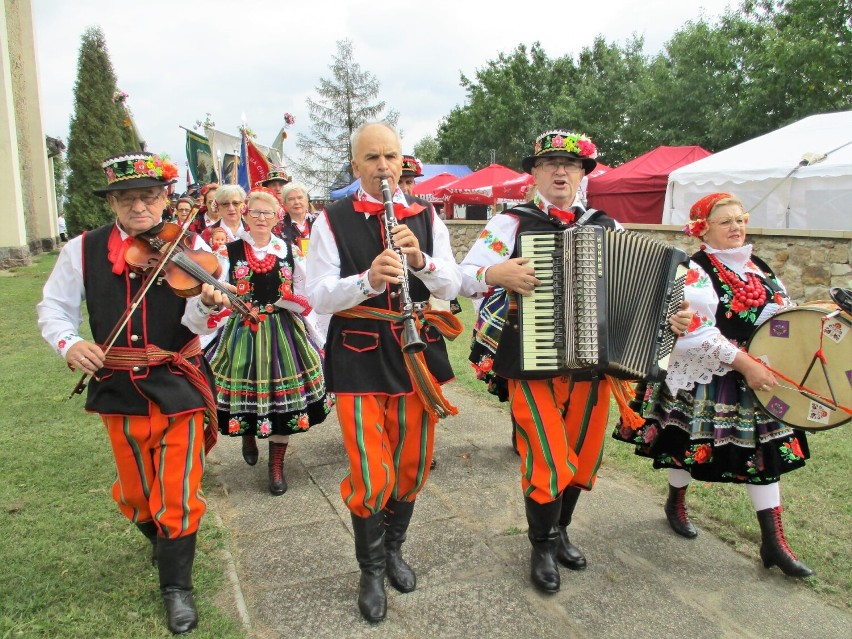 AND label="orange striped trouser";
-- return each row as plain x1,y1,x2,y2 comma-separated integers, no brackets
102,405,207,538
509,377,611,504
336,393,436,517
